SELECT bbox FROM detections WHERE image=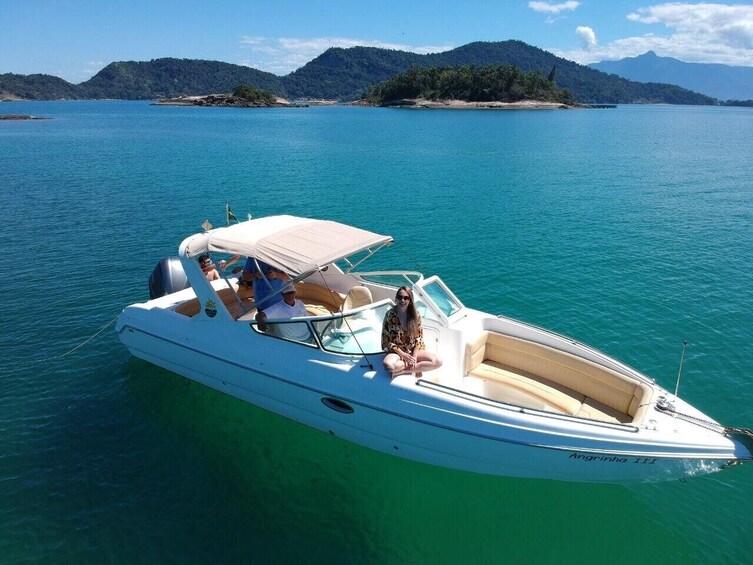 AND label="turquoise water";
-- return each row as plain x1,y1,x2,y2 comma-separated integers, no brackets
2,101,753,563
